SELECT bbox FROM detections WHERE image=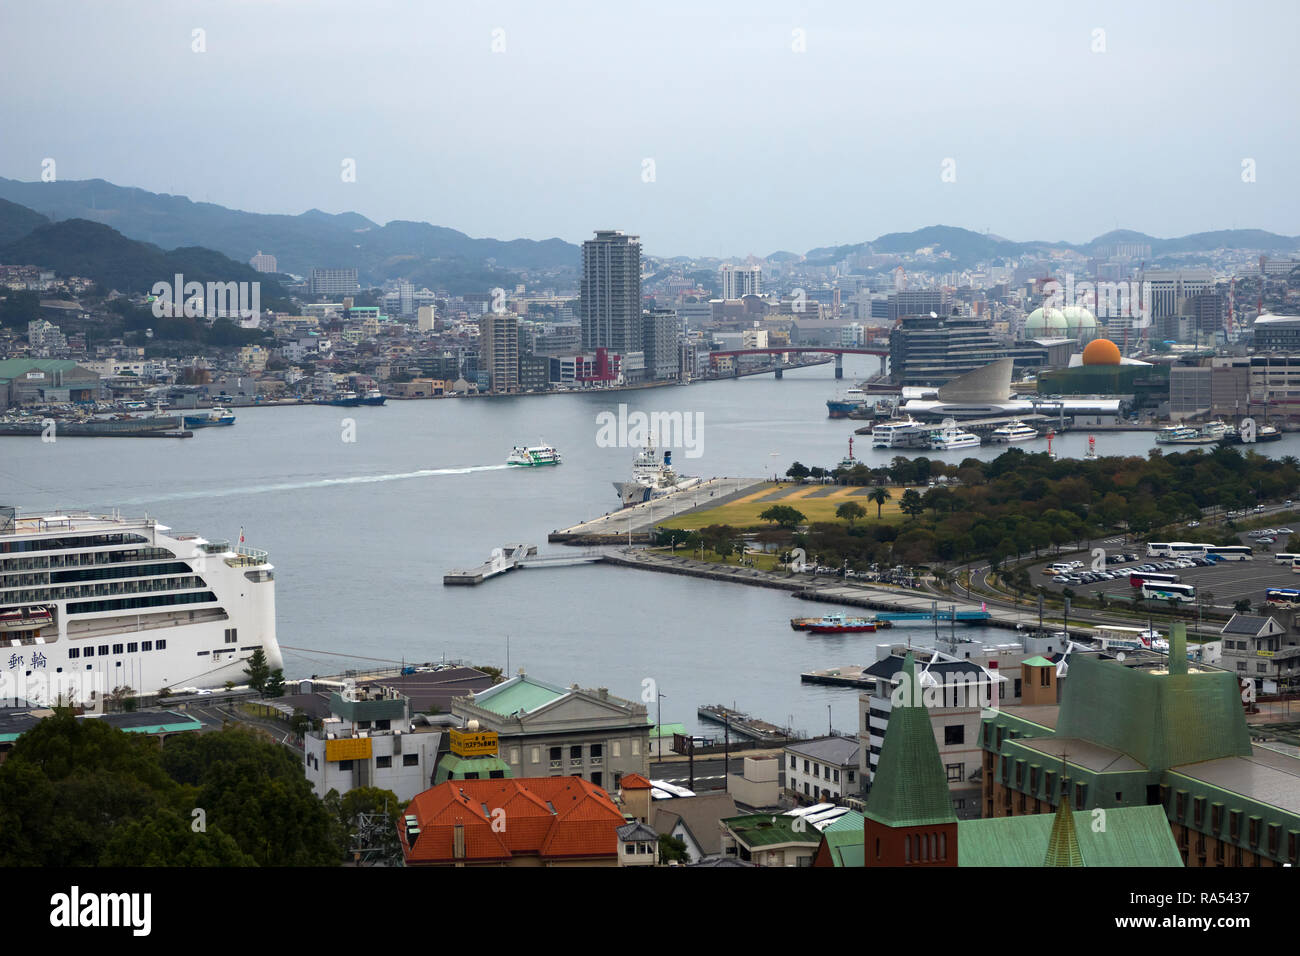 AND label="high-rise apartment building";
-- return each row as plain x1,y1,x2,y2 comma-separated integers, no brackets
641,308,681,381
249,250,278,273
581,230,642,354
309,268,359,296
479,312,520,393
719,264,762,299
